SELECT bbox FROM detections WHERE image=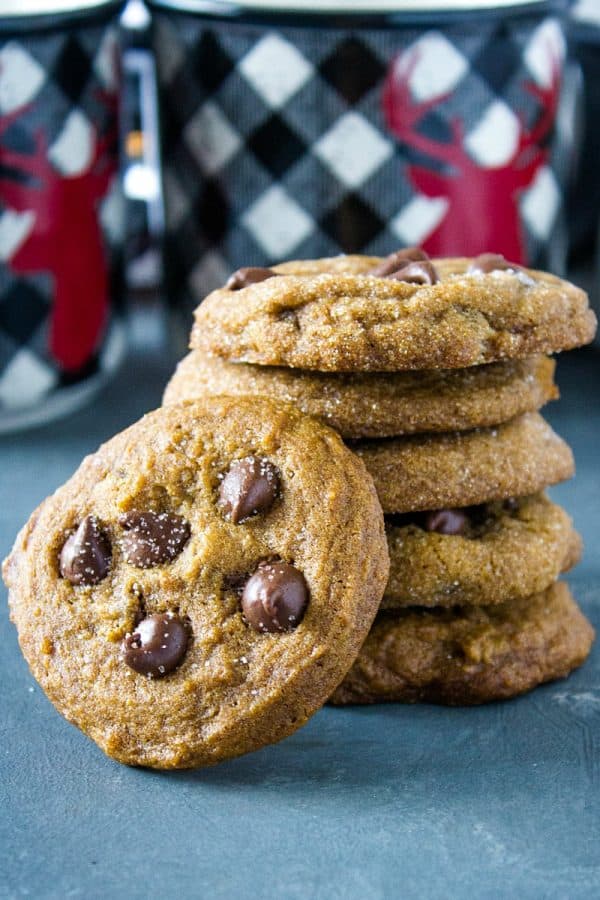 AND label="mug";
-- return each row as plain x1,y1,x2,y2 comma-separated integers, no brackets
150,0,573,317
0,0,125,432
567,0,600,258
